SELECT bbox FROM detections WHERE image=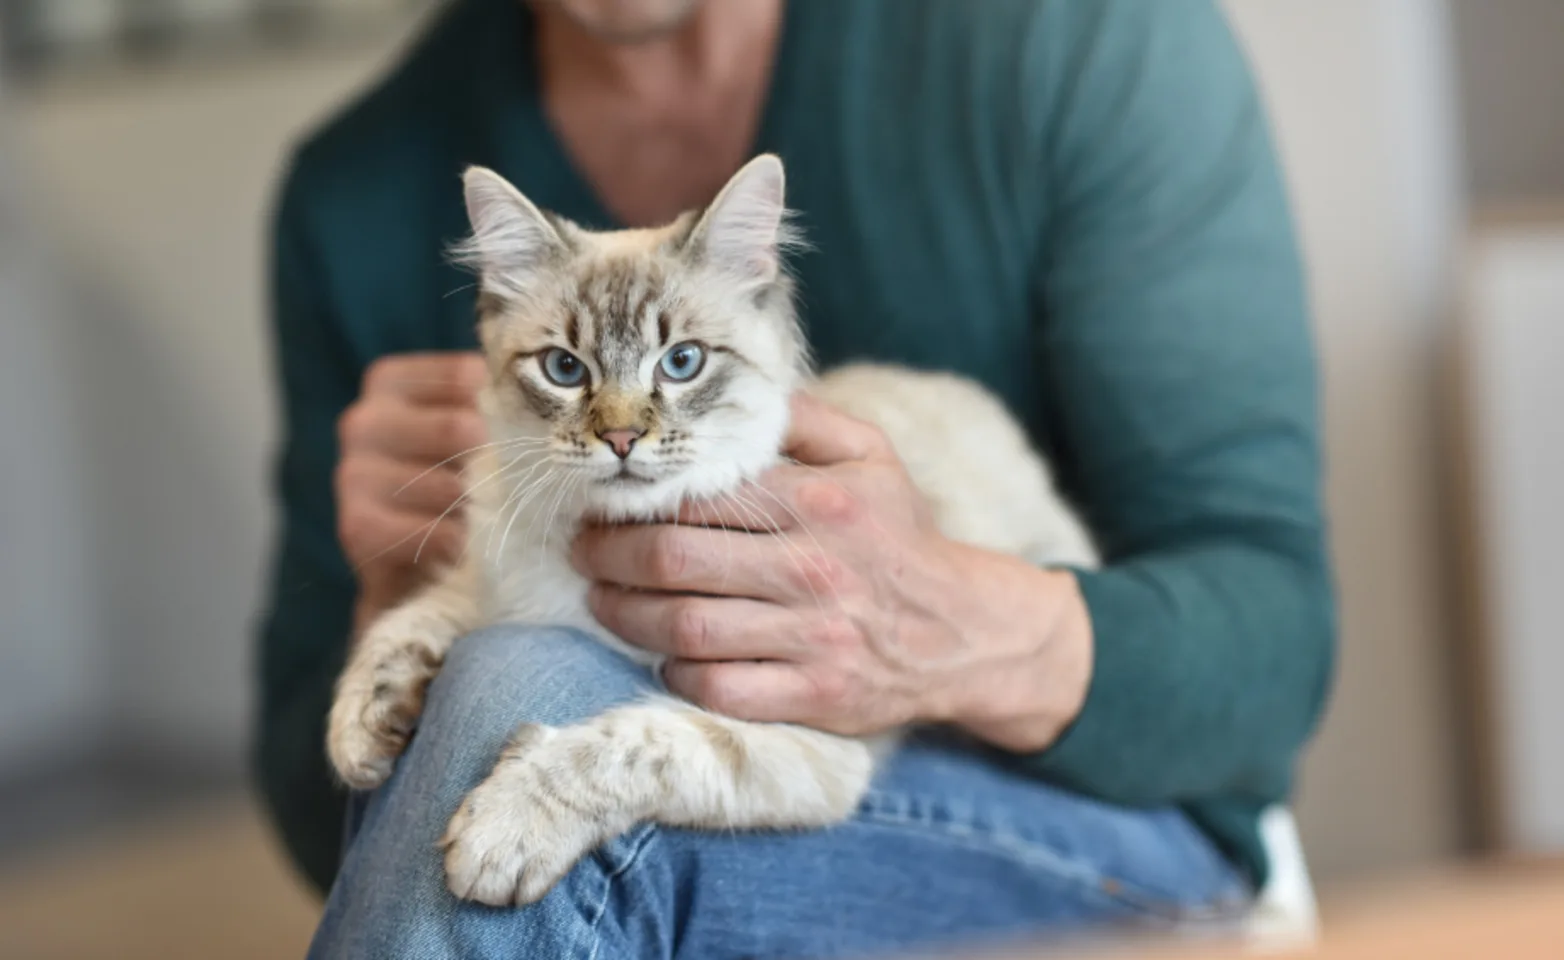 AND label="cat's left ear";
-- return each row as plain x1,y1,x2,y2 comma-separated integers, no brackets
686,154,795,286
454,166,568,297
